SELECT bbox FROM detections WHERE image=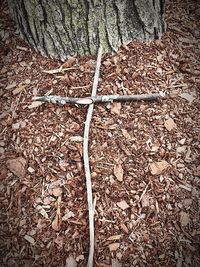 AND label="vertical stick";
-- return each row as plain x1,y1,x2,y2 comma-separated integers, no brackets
83,46,103,267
